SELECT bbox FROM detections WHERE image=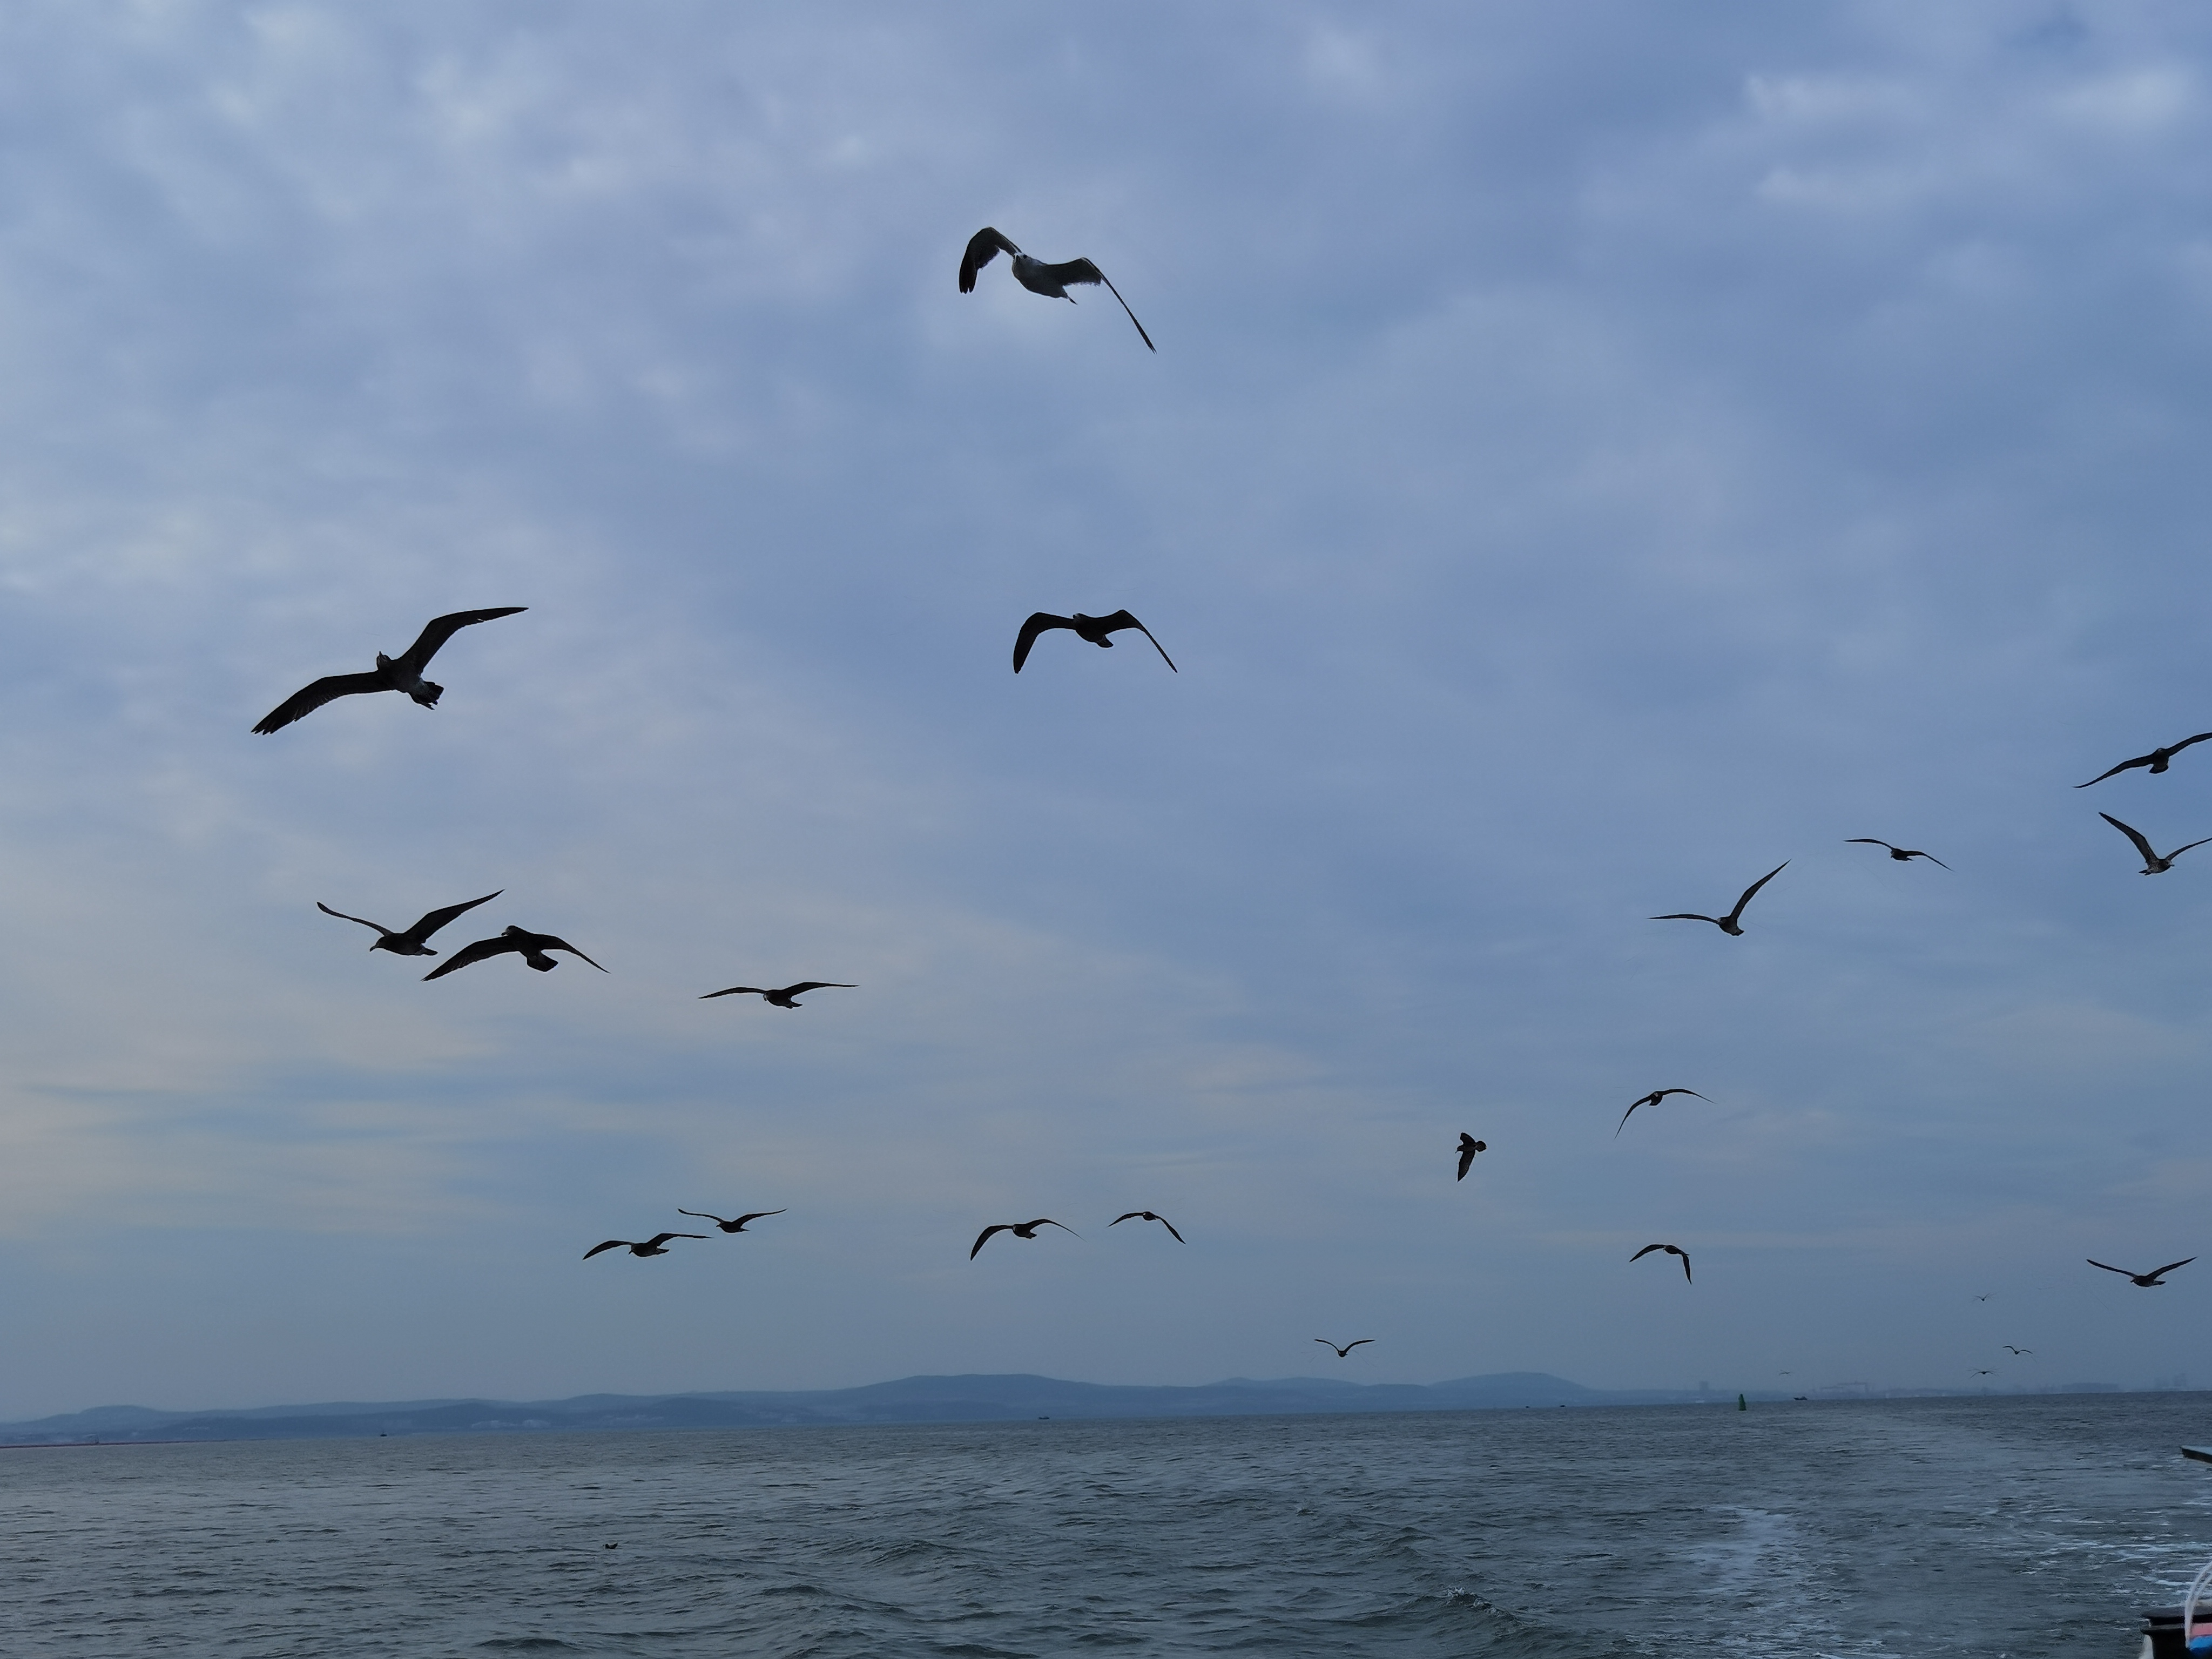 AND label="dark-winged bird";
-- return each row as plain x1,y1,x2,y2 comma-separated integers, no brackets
959,227,1155,350
583,1233,706,1260
1012,611,1176,674
422,926,606,980
1110,1210,1184,1242
2076,733,2212,788
1632,1243,1693,1283
1651,862,1786,936
1617,1089,1709,1137
316,891,501,957
2098,813,2212,875
1315,1338,1373,1358
1846,839,1950,868
699,982,855,1009
2003,1345,2033,1355
253,607,526,733
676,1209,785,1234
971,1218,1079,1259
1456,1134,1487,1179
2088,1256,2195,1286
